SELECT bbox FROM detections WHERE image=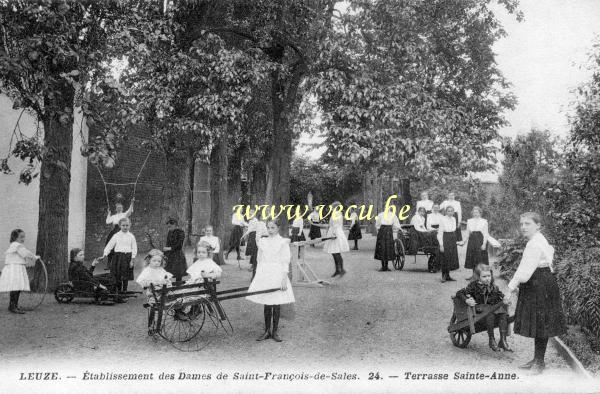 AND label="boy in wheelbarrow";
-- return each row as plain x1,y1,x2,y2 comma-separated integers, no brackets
456,263,512,352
